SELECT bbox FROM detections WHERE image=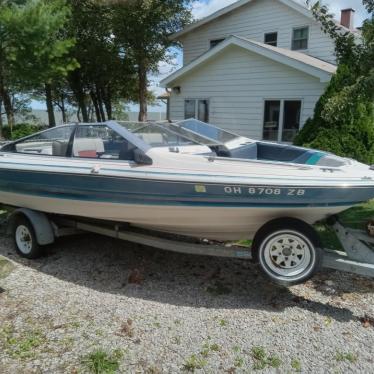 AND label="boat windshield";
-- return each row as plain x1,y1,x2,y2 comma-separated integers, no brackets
117,121,147,133
119,122,203,148
176,119,240,144
165,123,221,146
